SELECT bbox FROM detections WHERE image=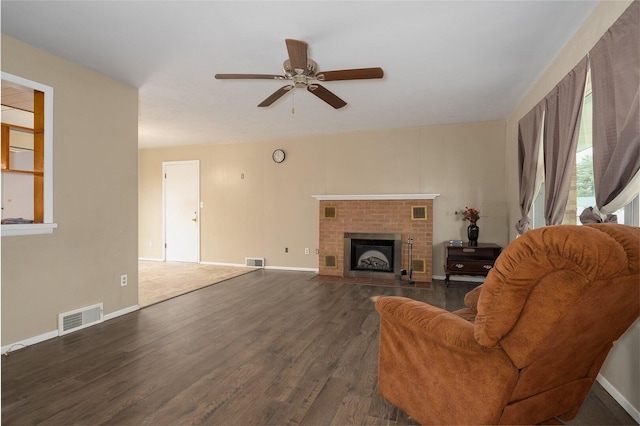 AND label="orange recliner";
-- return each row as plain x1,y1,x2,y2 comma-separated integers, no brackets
376,224,640,425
